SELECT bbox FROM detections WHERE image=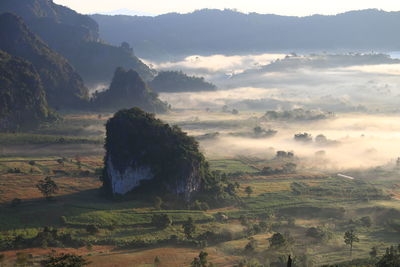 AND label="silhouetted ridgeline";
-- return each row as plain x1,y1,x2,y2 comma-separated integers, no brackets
92,9,400,58
0,0,155,85
92,68,168,113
